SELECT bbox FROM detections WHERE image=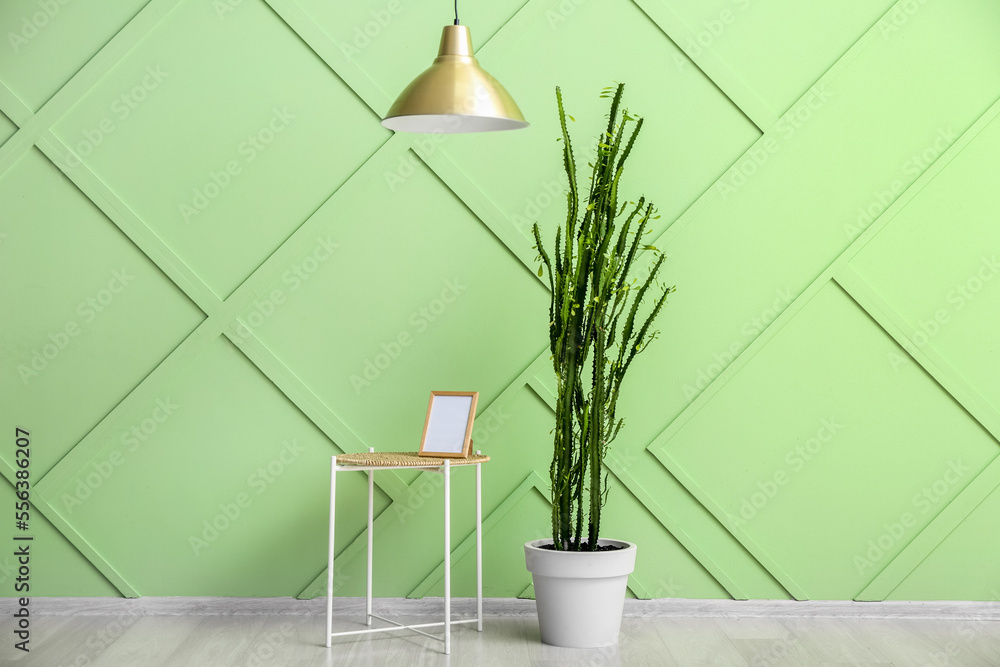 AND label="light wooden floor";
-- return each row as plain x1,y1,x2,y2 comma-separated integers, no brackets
4,599,999,666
